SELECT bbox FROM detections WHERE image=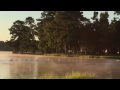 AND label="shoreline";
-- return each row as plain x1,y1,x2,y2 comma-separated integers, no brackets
0,51,120,59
